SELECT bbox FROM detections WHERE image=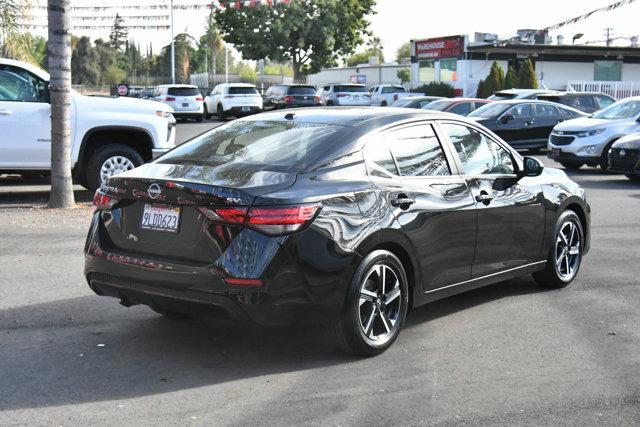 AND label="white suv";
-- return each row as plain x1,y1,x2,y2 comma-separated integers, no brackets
548,97,640,169
0,58,176,190
204,83,262,120
320,84,371,106
153,84,204,122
